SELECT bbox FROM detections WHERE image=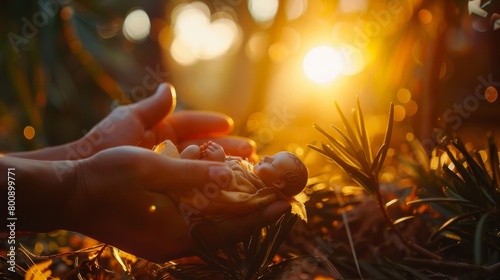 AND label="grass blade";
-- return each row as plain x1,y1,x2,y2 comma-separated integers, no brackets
429,209,484,242
488,135,500,193
356,97,373,163
335,101,361,150
407,197,480,208
313,123,352,155
474,211,491,265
